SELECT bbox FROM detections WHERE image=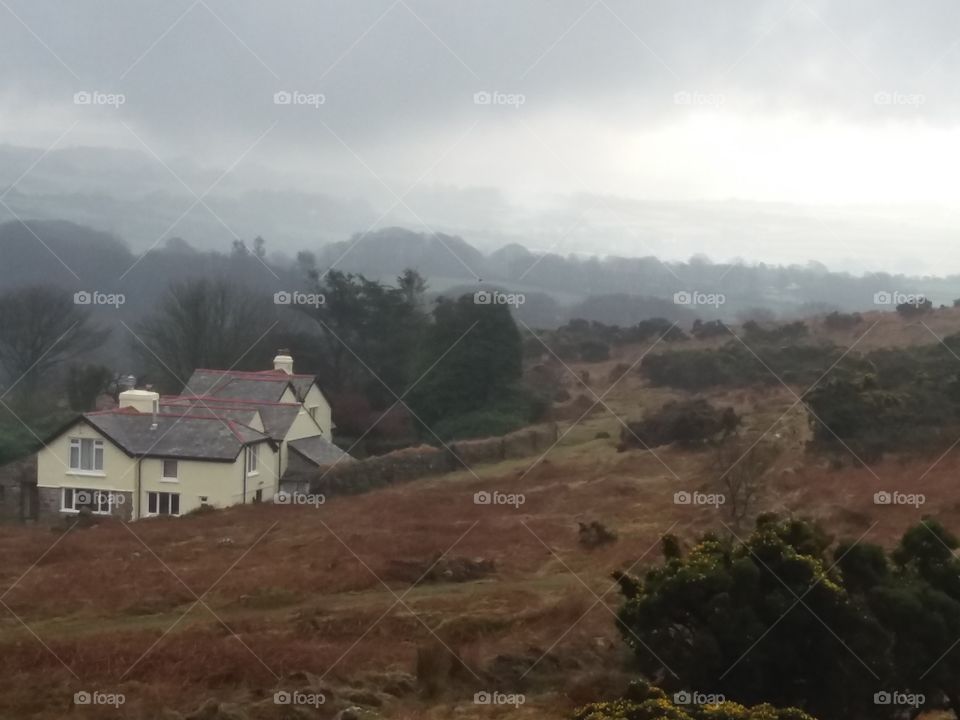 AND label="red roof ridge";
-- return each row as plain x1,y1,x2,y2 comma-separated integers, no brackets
88,408,269,427
161,396,300,407
192,368,315,380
